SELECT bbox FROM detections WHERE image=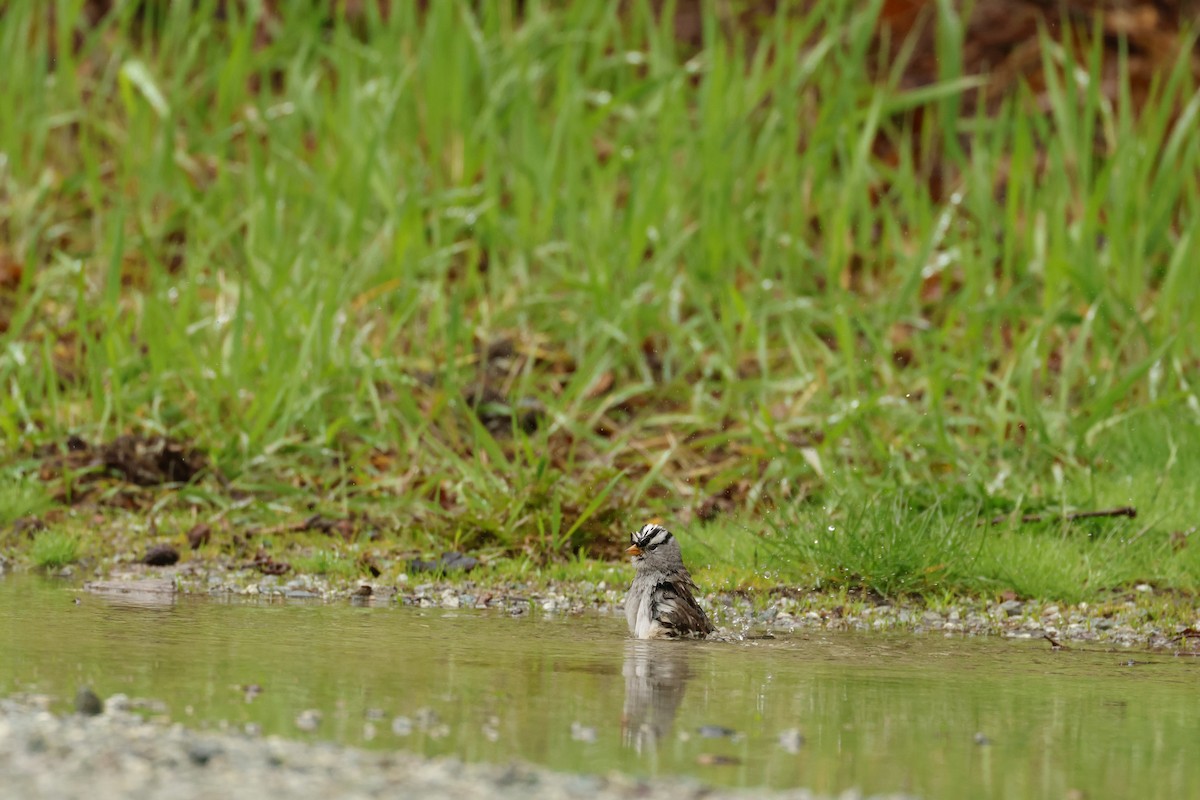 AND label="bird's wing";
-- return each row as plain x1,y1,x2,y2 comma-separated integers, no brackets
650,577,713,637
